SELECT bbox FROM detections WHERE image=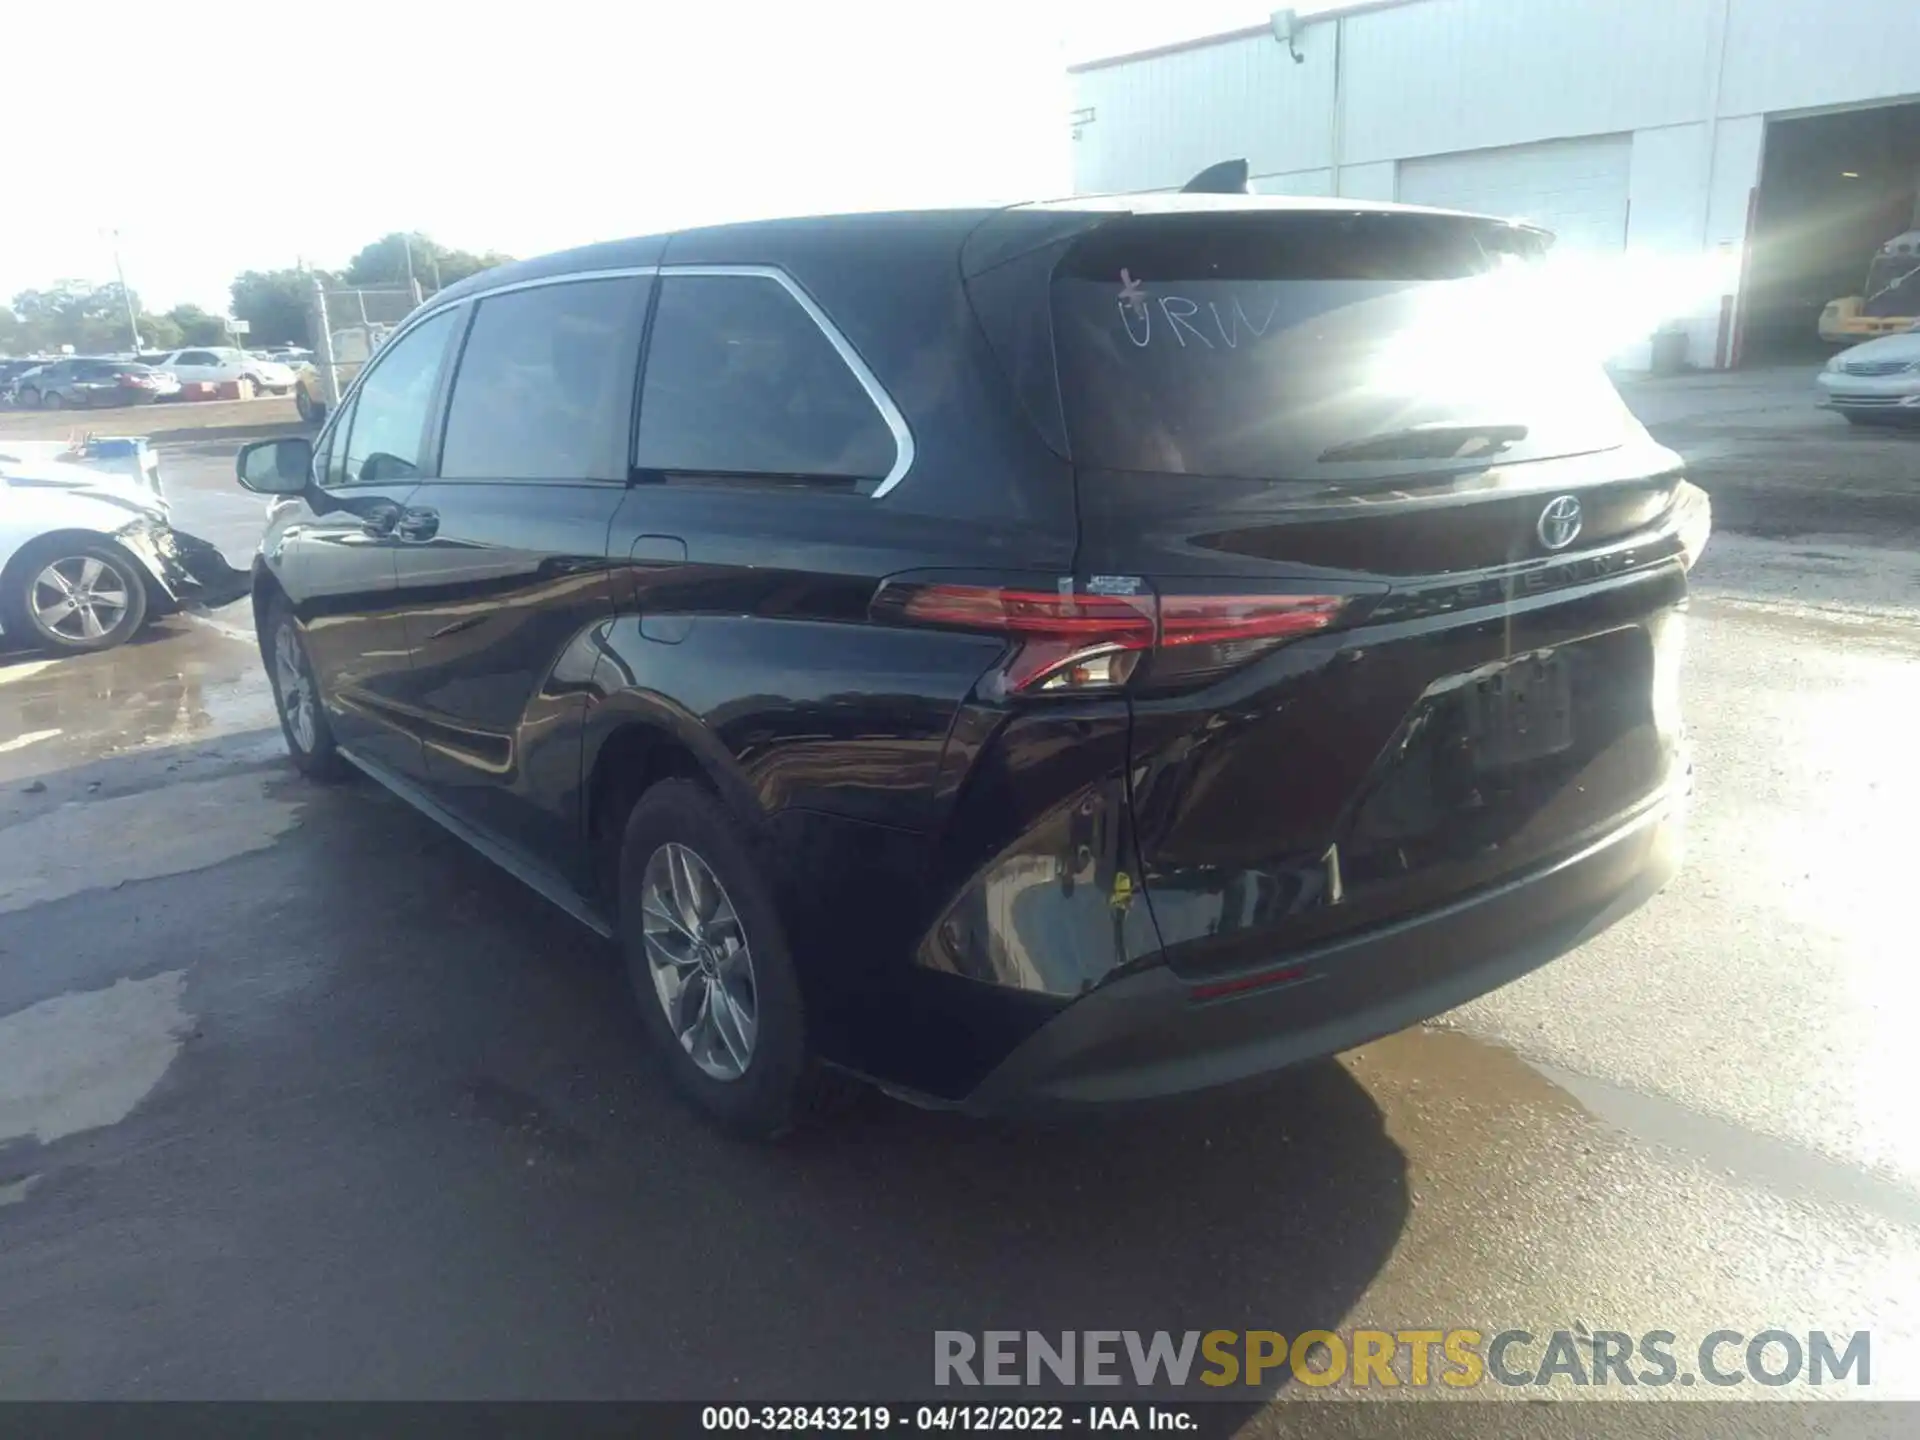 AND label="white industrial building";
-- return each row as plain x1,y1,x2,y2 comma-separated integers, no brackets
1069,0,1920,368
